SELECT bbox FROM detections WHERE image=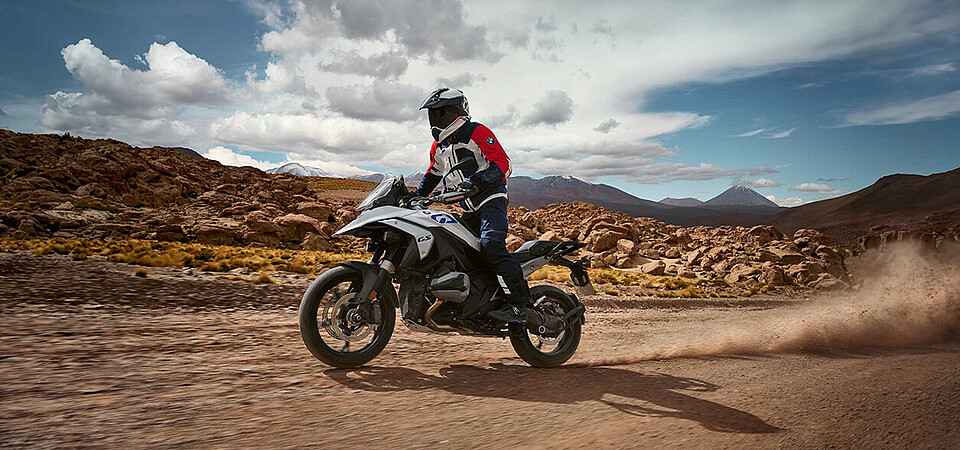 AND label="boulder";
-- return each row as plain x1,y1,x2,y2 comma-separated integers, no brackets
194,224,239,245
155,224,186,242
319,221,337,237
539,230,560,241
758,249,780,262
301,232,333,251
640,260,666,275
587,229,626,252
615,256,637,269
747,225,786,244
770,247,806,265
786,261,826,285
700,257,715,271
274,213,323,242
678,269,697,279
724,263,760,283
794,228,828,248
686,246,707,265
809,273,848,291
295,202,334,222
616,239,636,255
506,234,524,252
759,264,786,285
664,248,681,259
705,246,728,261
